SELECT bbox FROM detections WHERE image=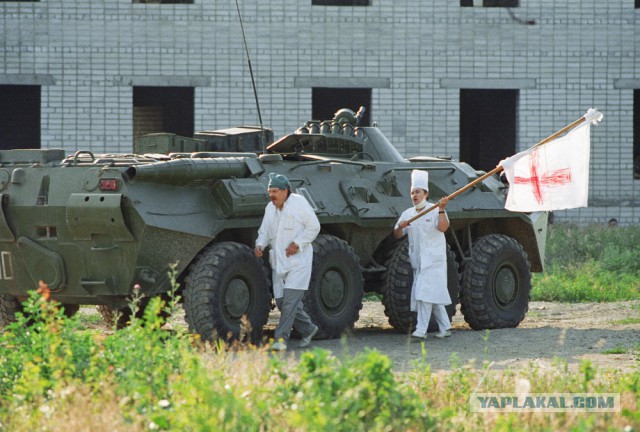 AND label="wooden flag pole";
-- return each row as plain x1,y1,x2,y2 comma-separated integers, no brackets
405,115,589,224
